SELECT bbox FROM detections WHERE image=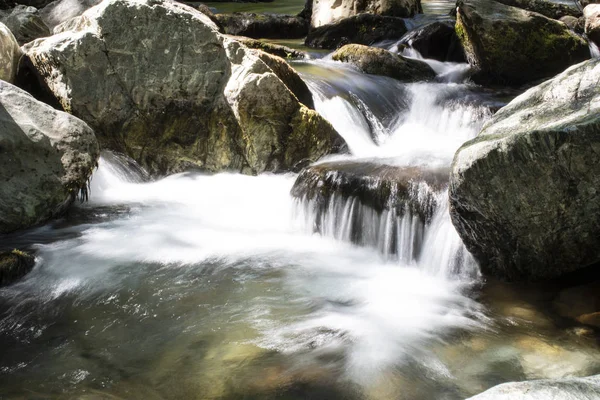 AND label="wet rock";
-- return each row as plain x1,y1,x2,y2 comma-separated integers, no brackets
0,80,99,233
331,44,435,82
305,13,408,49
0,250,35,286
215,12,308,39
0,22,21,83
228,35,306,59
311,0,422,28
560,15,584,34
0,5,50,44
398,21,465,62
449,58,600,281
468,375,600,399
455,0,589,85
494,0,581,19
584,4,600,46
24,0,342,175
